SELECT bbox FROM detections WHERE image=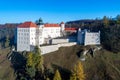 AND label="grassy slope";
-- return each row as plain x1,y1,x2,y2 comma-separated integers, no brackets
0,48,15,80
43,45,120,80
43,45,81,70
